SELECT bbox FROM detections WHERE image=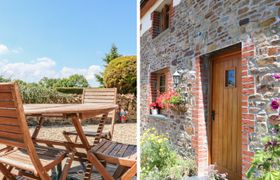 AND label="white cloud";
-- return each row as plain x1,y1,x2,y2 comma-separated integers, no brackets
0,44,9,54
61,65,102,80
0,58,102,86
